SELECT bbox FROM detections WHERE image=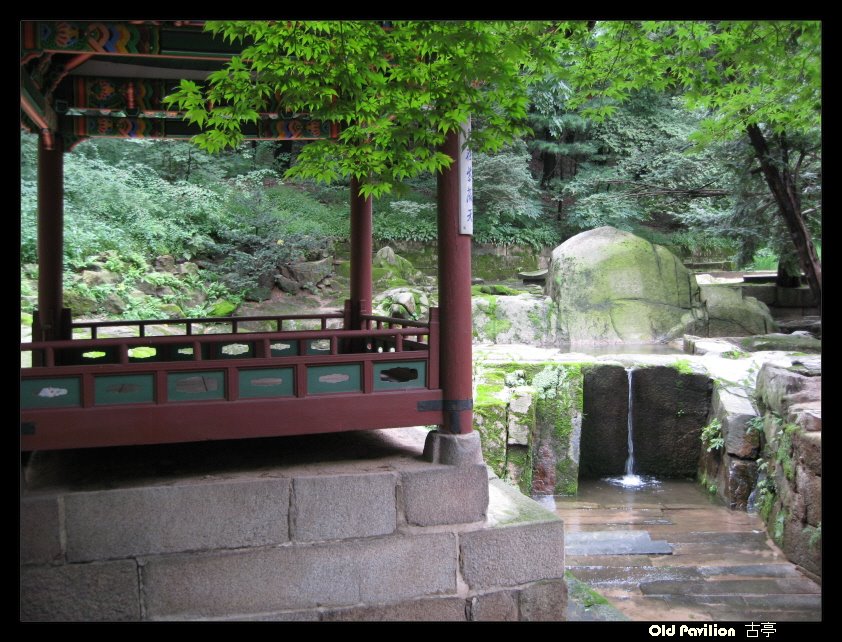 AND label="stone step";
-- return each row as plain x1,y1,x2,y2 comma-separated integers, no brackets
697,563,804,578
566,566,702,587
21,430,490,563
565,530,673,556
21,429,569,622
639,577,822,597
